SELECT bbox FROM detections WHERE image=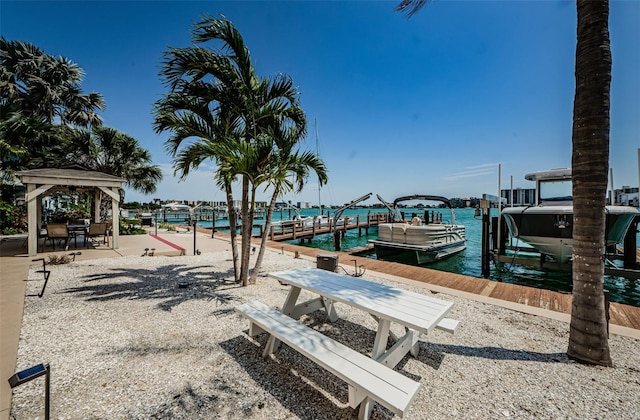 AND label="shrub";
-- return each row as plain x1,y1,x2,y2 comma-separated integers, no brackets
47,254,72,265
158,222,176,231
119,216,146,235
0,201,27,234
